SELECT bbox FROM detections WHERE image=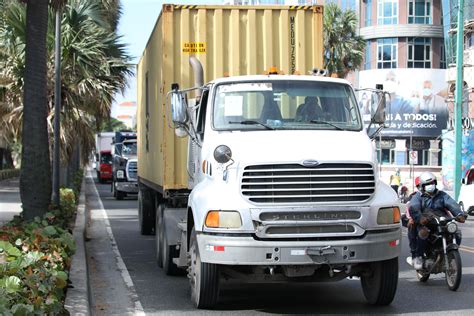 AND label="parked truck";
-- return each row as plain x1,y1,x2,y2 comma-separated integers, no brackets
94,132,114,183
112,131,138,200
137,4,401,309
